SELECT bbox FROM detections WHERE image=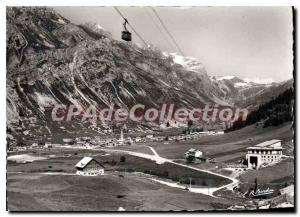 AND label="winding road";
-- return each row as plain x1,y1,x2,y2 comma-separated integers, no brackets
102,145,239,197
